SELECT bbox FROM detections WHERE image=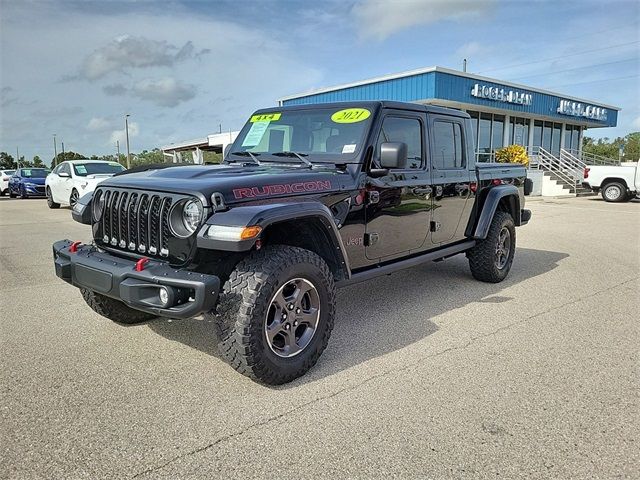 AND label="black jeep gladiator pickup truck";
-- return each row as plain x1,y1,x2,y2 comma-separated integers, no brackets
53,101,532,384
